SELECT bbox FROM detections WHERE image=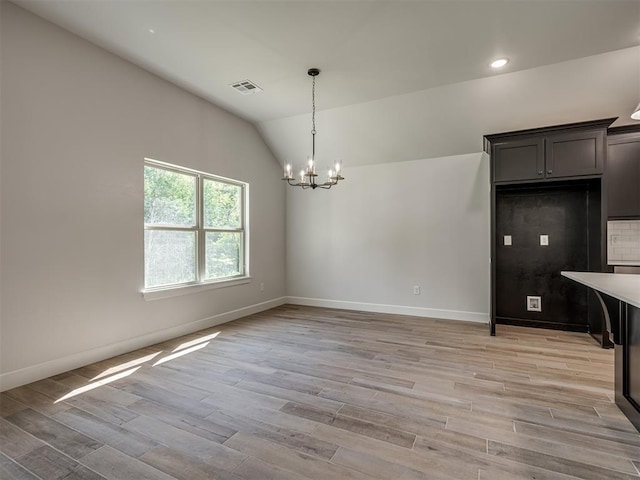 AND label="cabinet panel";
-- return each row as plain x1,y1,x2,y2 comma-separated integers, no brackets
607,137,640,218
495,186,590,330
628,306,640,414
493,139,544,182
617,304,640,431
546,130,604,178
